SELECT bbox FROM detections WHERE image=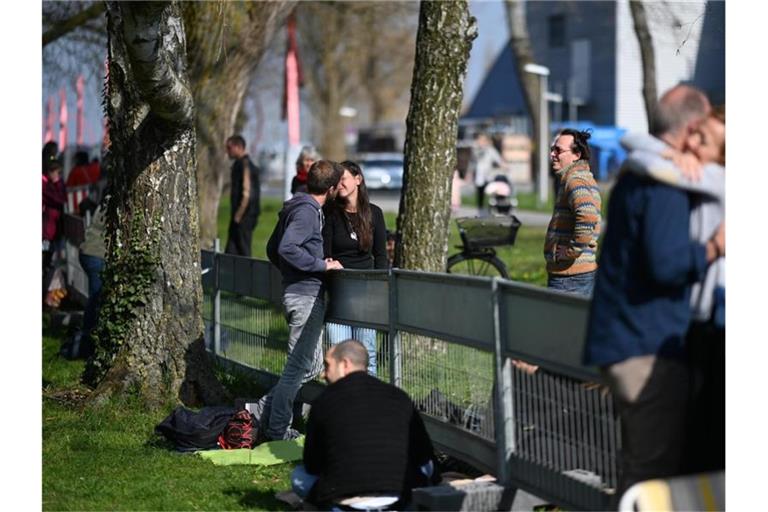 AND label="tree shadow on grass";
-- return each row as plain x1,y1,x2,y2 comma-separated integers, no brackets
222,487,292,510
